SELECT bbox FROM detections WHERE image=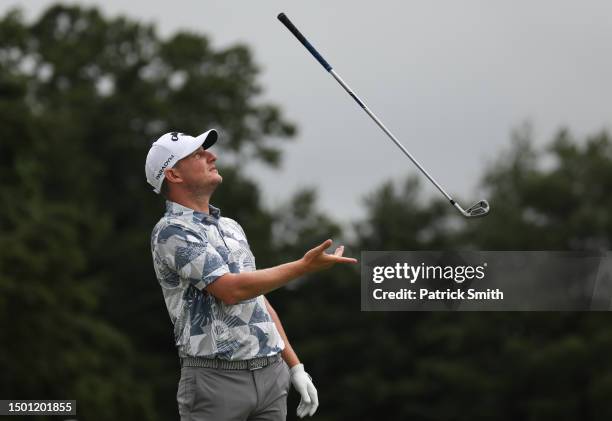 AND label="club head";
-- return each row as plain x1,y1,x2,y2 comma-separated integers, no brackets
465,200,490,218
